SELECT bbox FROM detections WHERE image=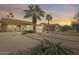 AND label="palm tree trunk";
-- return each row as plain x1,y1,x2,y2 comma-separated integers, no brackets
47,20,49,33
33,23,36,33
32,18,37,33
